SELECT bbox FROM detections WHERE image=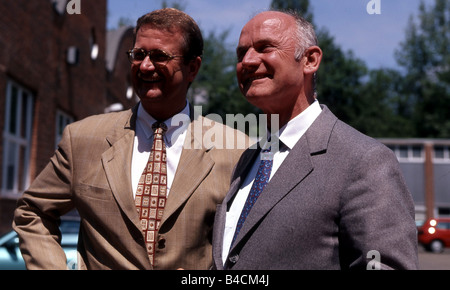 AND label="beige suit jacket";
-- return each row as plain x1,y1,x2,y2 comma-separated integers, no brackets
13,104,249,270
